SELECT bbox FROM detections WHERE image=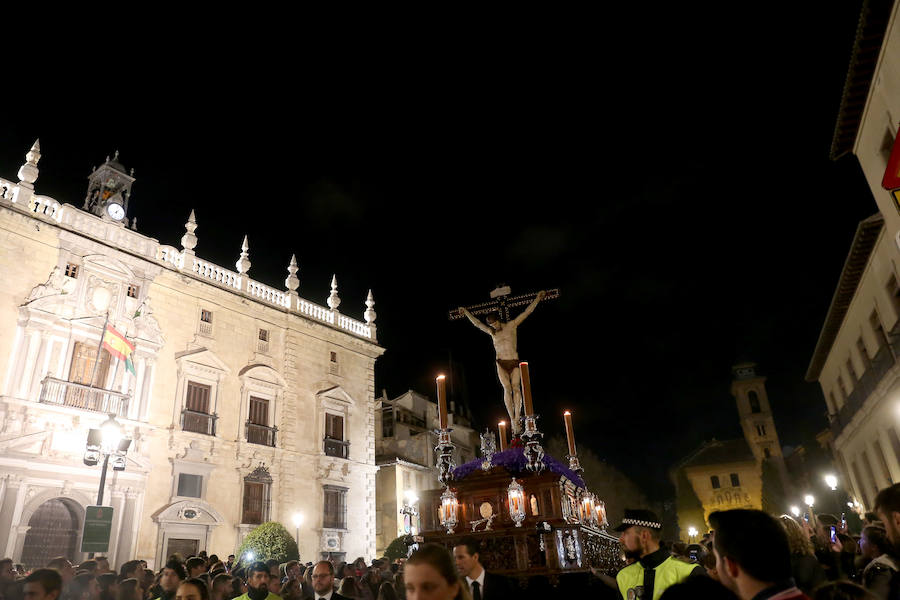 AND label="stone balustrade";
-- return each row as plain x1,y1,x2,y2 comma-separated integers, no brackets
191,257,242,290
247,280,290,308
0,172,375,342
